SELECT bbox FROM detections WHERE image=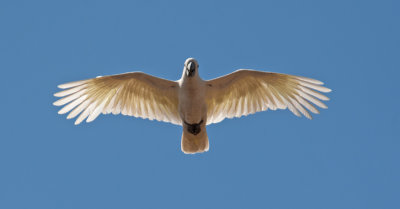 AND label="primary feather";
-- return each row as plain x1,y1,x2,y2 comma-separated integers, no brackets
54,72,181,125
205,69,331,124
